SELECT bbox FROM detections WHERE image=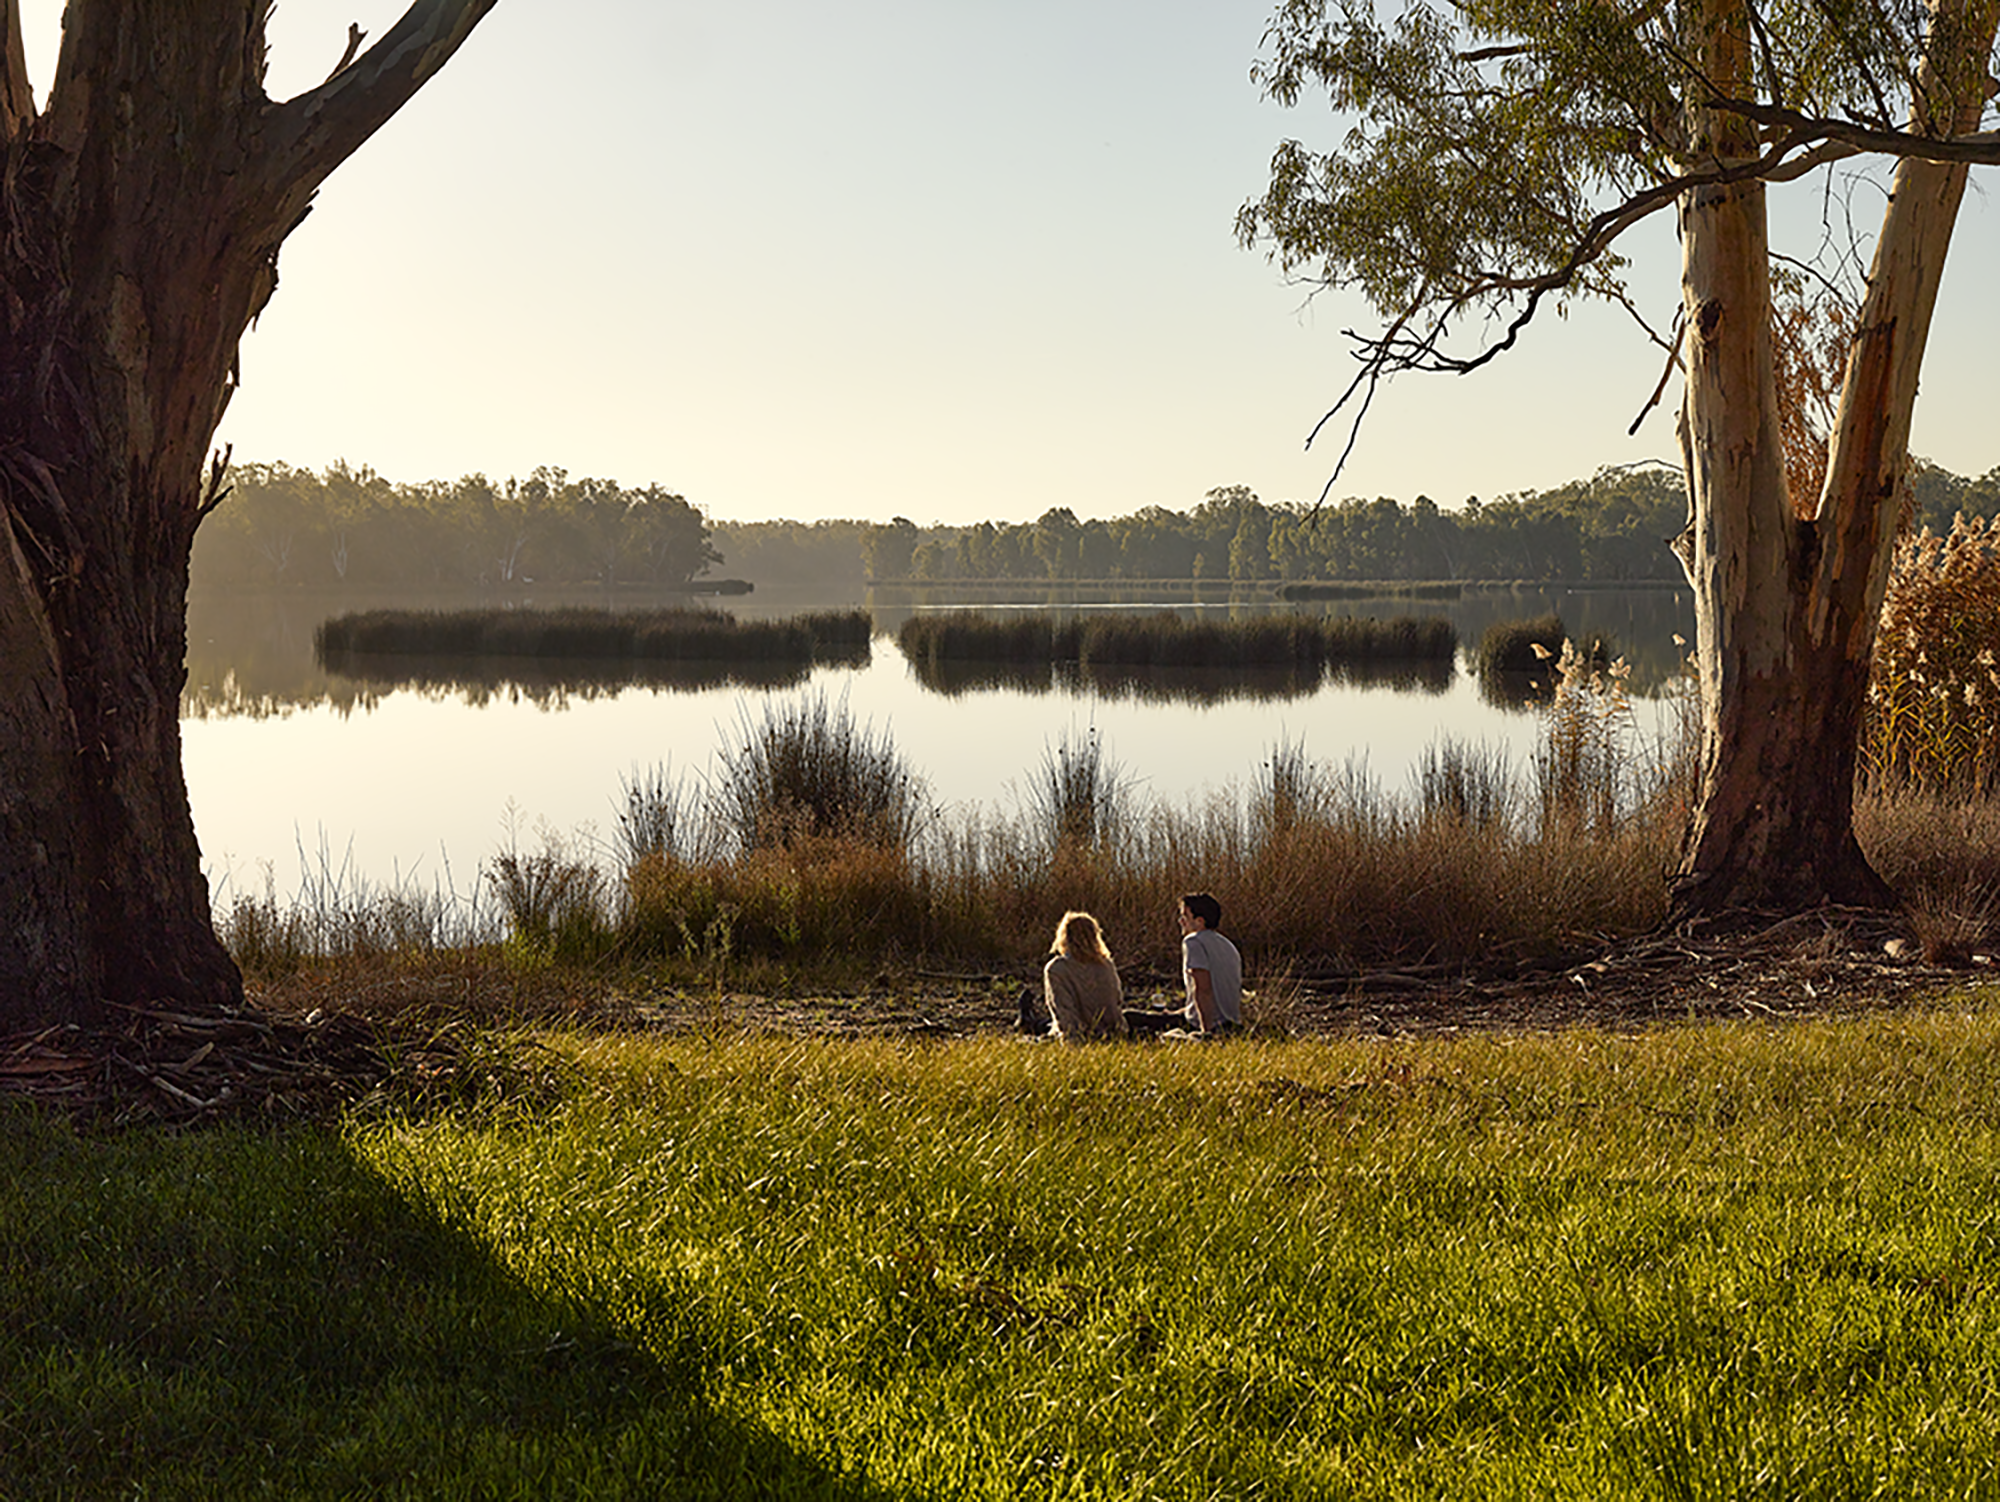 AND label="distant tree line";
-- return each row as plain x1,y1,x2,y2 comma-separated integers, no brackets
191,459,2000,594
191,463,723,592
863,465,2000,585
